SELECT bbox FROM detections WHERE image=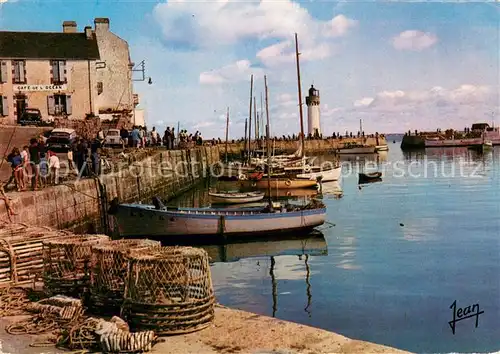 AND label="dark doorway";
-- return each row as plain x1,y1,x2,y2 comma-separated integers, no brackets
15,95,27,122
